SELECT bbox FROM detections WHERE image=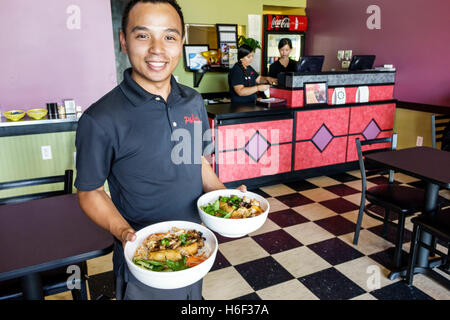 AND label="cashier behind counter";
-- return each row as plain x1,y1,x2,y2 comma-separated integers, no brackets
268,38,298,79
228,44,277,104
